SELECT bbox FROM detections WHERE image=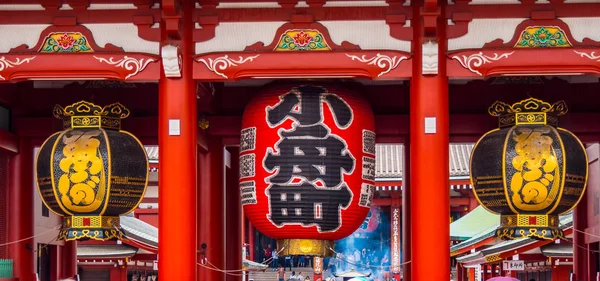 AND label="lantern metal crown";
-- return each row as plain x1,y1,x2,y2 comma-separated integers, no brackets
488,98,568,128
470,98,587,241
53,100,131,130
